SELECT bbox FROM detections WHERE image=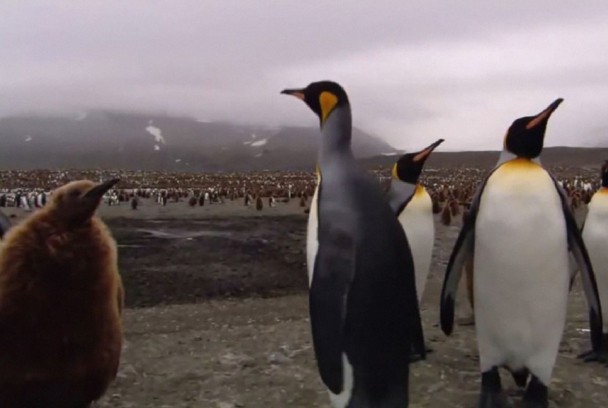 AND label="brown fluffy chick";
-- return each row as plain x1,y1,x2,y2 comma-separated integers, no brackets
0,179,124,408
